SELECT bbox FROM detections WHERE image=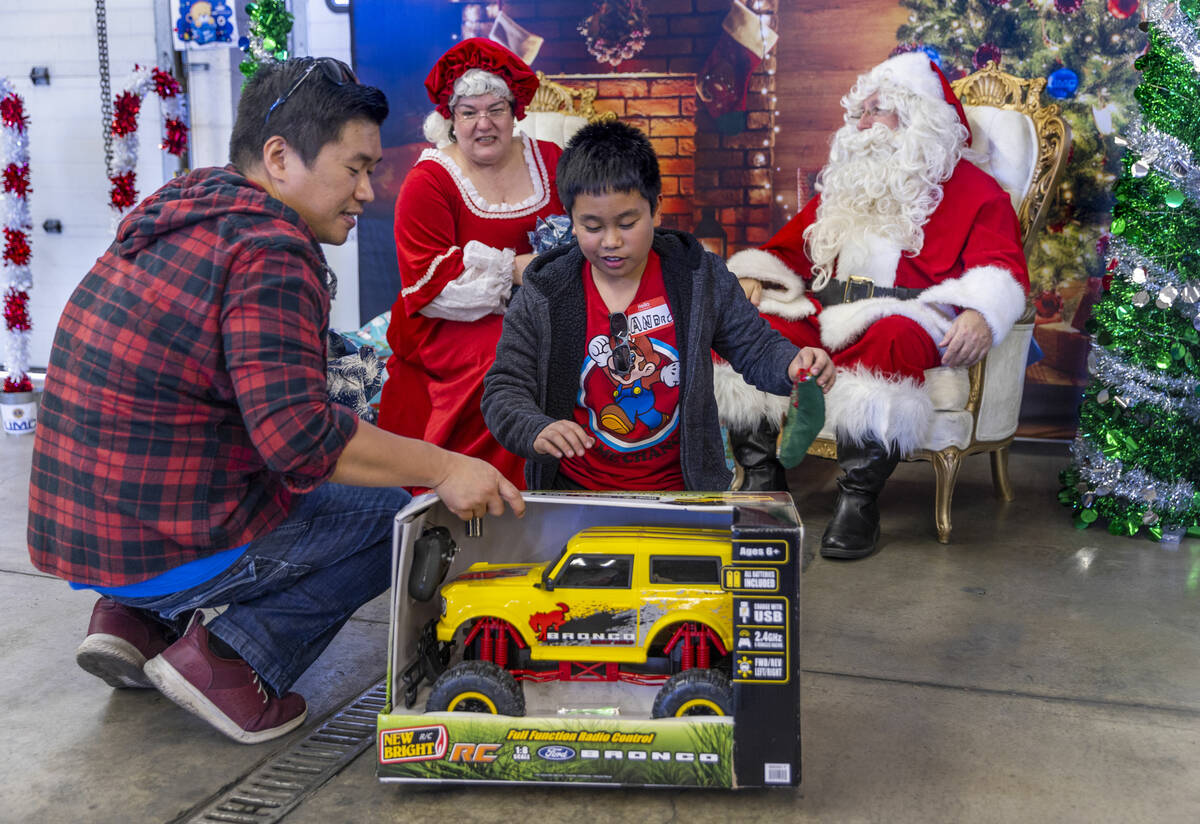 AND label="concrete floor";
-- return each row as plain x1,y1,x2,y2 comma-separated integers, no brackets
2,432,1198,823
